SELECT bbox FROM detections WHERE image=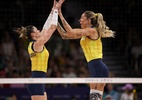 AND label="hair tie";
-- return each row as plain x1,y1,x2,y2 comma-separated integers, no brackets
95,13,98,17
